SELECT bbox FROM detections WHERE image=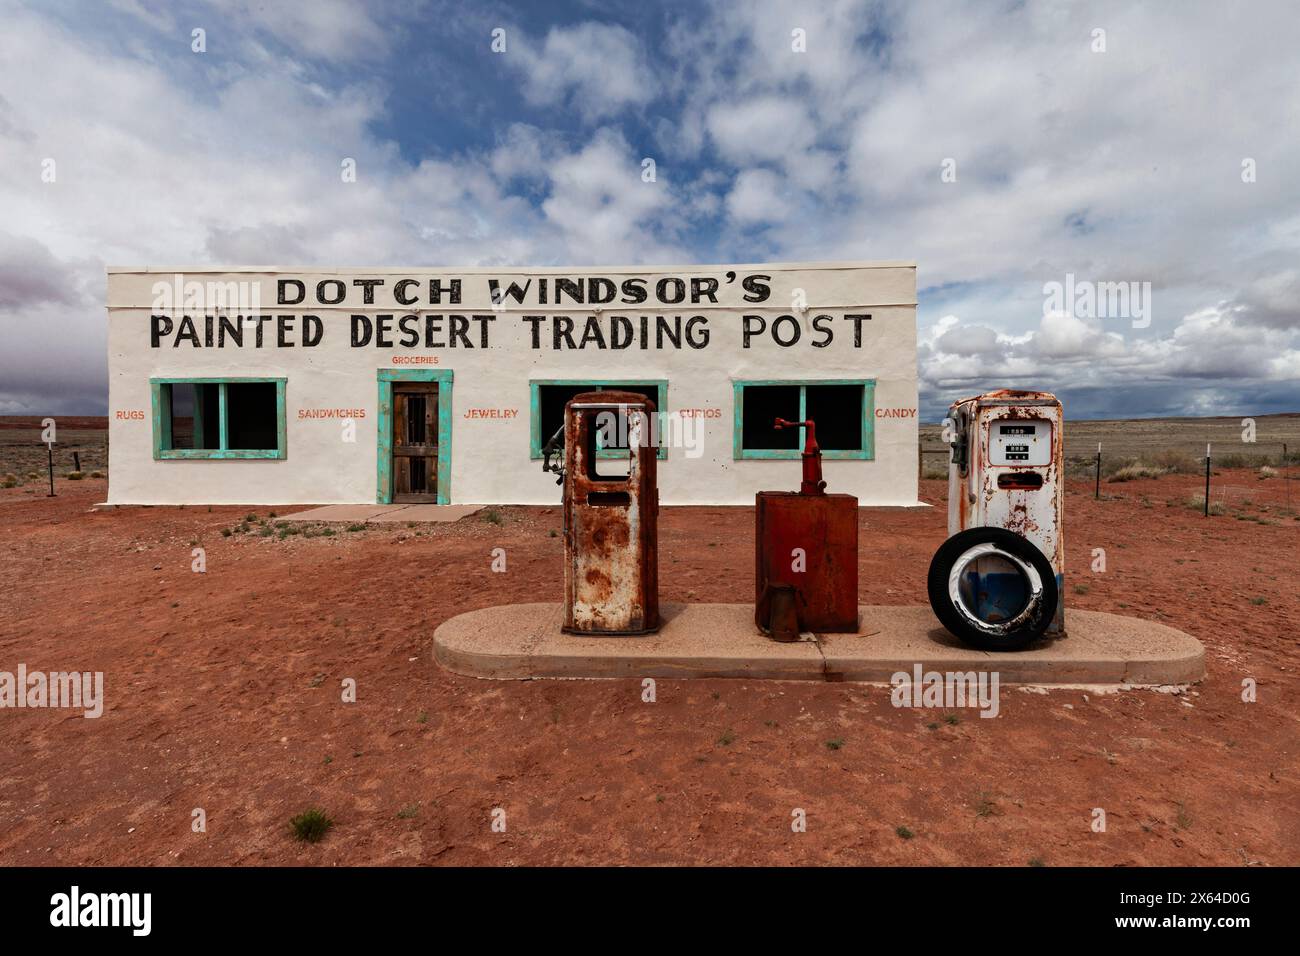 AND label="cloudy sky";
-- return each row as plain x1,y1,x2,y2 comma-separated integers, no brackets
1,0,1297,420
